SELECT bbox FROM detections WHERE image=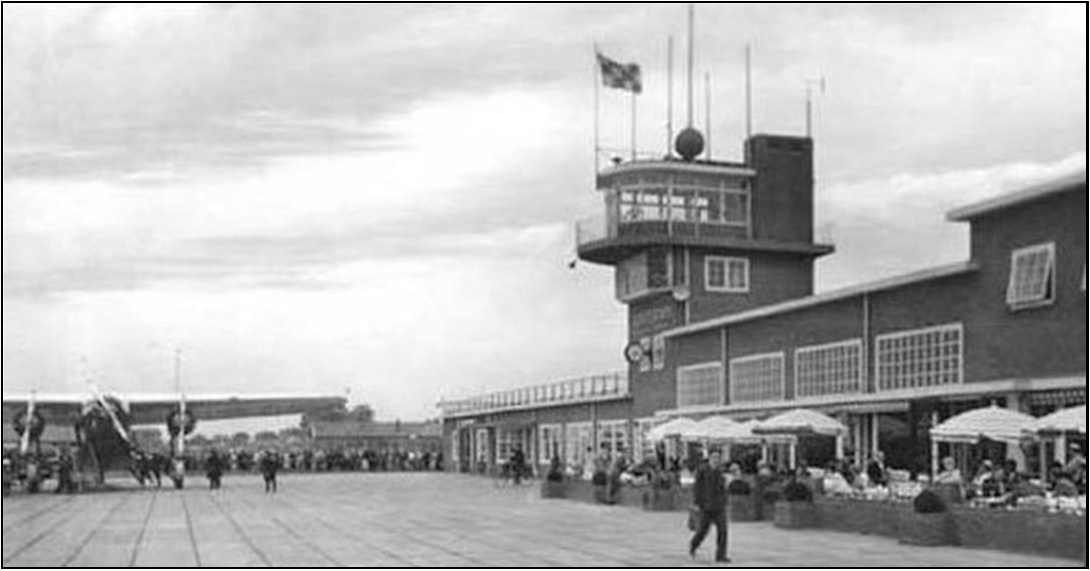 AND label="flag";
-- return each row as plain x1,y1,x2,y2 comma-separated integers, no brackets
596,52,642,94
